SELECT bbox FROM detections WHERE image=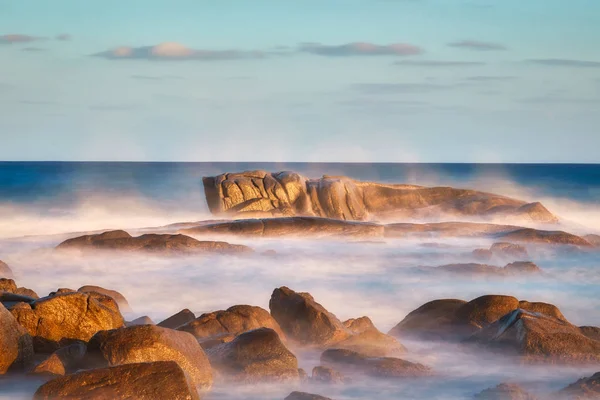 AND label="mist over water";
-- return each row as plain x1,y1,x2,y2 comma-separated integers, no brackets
1,162,599,399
